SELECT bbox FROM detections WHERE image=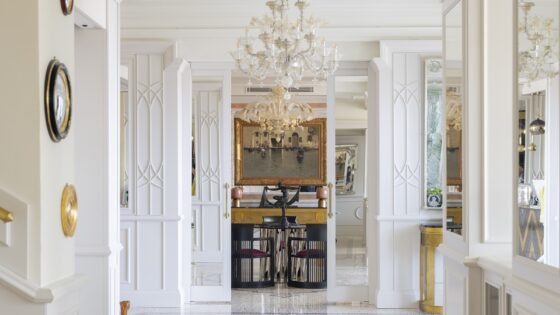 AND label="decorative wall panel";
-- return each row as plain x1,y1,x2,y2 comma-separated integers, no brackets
192,85,225,262
135,55,165,216
392,53,422,217
120,50,187,307
373,41,441,308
